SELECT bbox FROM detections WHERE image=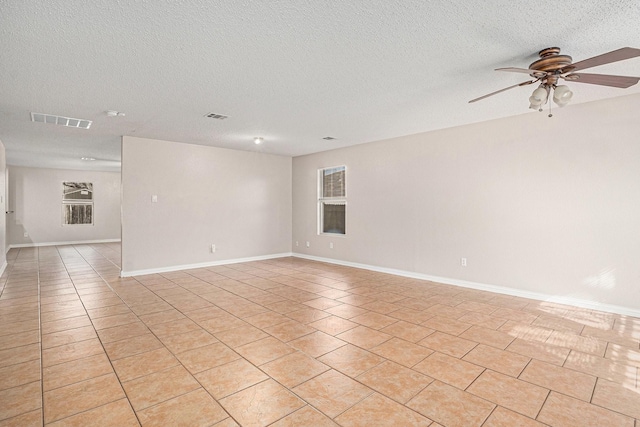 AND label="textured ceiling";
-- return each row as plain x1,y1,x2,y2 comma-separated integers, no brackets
1,0,639,172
